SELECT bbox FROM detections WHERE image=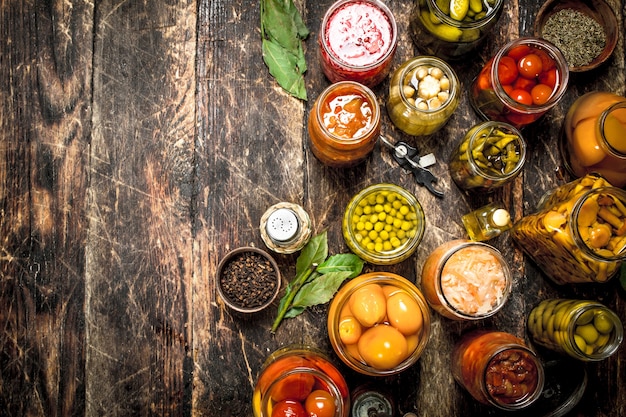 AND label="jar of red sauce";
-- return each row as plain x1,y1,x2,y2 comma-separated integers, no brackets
308,81,380,168
561,92,626,188
252,346,350,417
318,0,398,87
451,330,544,411
470,37,569,129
